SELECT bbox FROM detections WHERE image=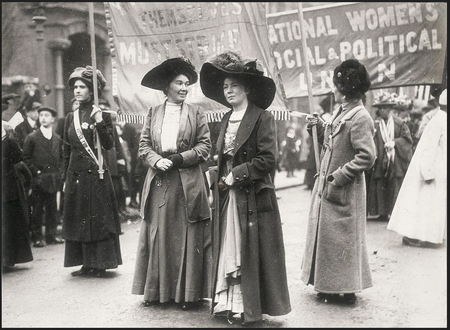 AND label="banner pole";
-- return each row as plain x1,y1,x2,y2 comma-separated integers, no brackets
297,3,321,173
88,2,104,179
